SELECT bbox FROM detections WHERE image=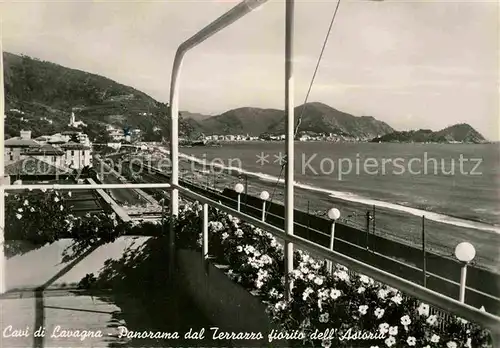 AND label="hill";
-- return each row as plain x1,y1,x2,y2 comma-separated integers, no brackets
198,107,284,136
266,102,394,140
371,124,486,144
194,102,394,140
3,52,191,141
